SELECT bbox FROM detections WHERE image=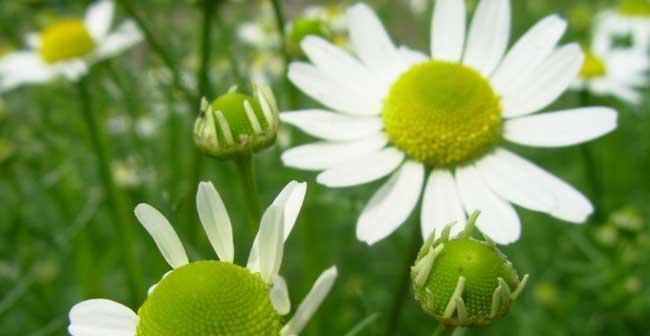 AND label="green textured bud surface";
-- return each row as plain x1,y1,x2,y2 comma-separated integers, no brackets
137,261,281,336
382,61,502,168
210,93,269,142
